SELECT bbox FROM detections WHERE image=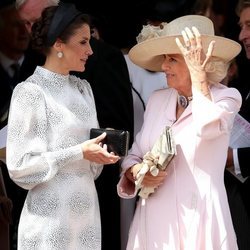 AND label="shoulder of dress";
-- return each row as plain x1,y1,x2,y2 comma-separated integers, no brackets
69,75,89,85
150,87,175,99
13,80,45,100
69,75,93,95
212,84,242,100
15,80,41,90
146,88,176,112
